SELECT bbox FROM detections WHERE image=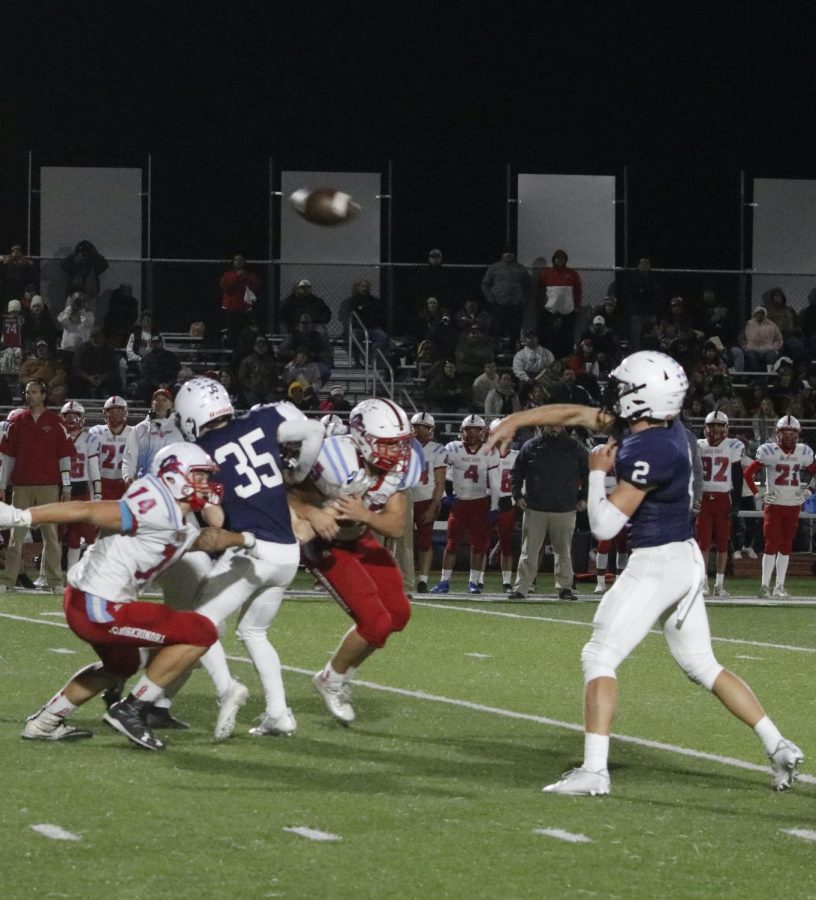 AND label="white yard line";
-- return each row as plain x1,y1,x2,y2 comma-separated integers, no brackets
2,611,813,786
